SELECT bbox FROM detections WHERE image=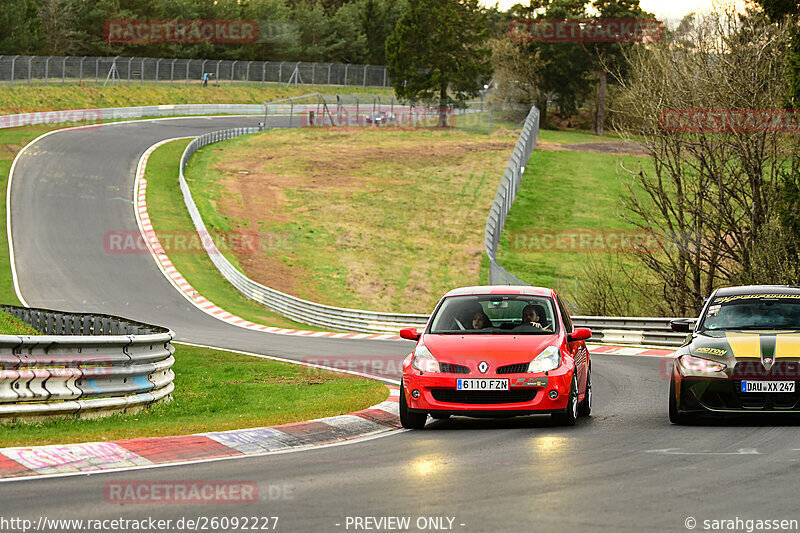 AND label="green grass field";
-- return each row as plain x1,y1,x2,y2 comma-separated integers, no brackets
0,310,39,335
496,145,654,310
0,343,388,446
181,126,521,314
